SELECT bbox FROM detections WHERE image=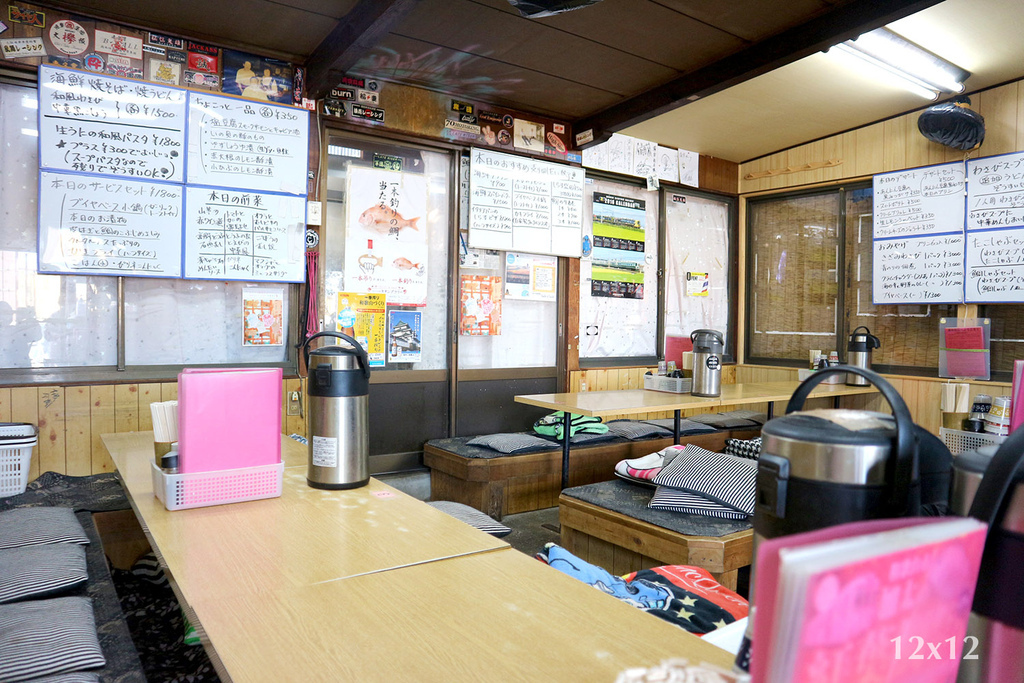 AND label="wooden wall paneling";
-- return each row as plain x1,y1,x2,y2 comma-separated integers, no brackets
137,383,161,431
977,84,1019,157
855,123,885,177
0,388,11,422
698,156,739,195
284,378,305,437
90,386,116,473
882,118,907,173
161,382,178,402
767,151,788,191
114,384,140,433
566,258,581,377
37,387,65,476
11,388,39,480
821,135,843,183
64,387,92,476
840,131,859,183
